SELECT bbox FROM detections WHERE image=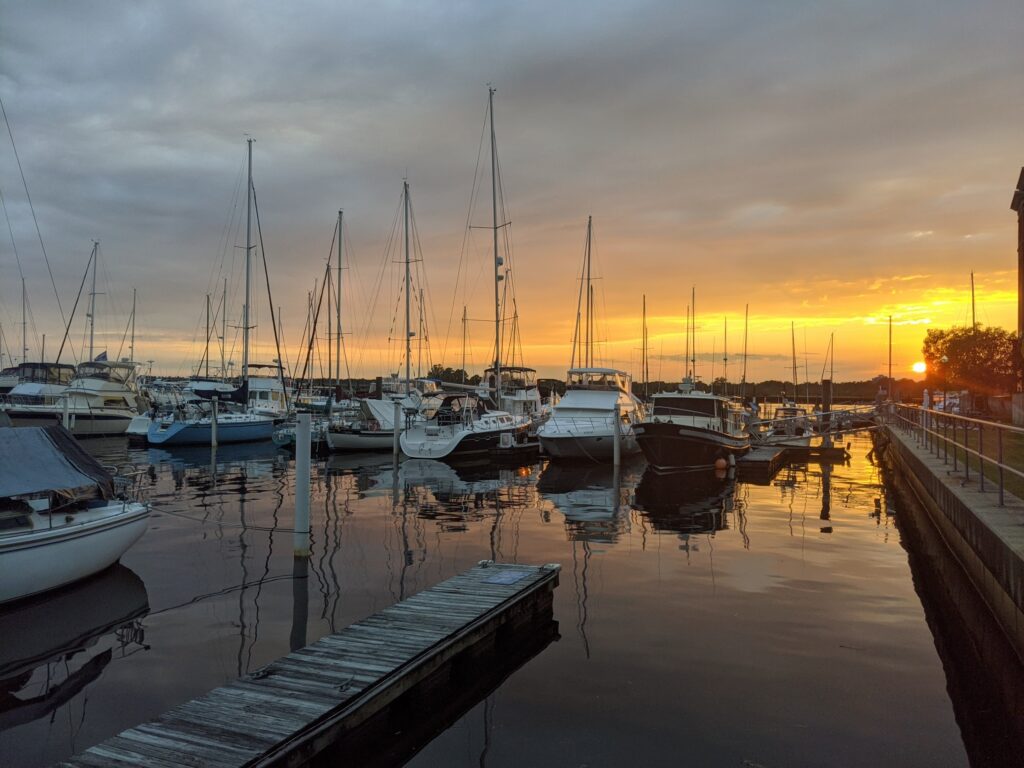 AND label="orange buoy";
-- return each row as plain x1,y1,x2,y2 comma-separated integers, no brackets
714,457,728,470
